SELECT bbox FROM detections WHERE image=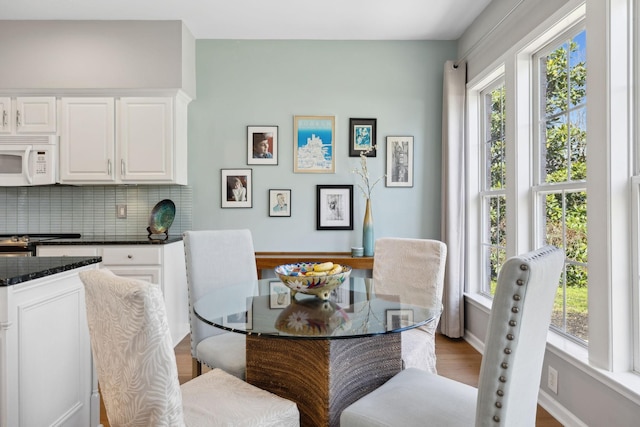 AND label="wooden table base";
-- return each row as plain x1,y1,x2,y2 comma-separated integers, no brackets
246,333,402,427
